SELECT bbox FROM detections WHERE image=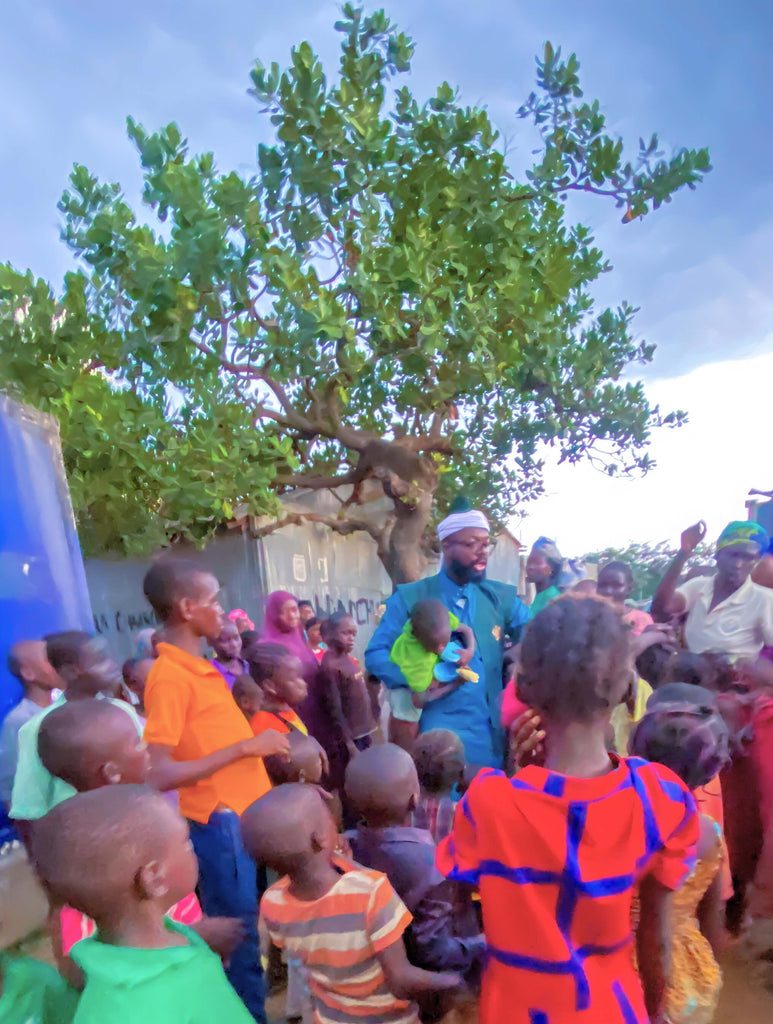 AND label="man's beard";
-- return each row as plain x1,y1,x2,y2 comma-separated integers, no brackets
447,558,487,585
